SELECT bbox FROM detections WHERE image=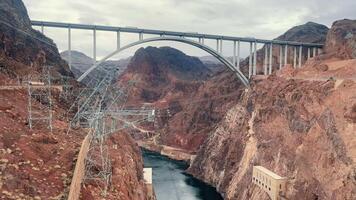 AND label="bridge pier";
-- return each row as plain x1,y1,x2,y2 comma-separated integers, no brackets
236,40,240,70
216,39,219,53
117,31,121,50
68,27,72,69
268,43,273,74
253,41,257,76
298,46,302,68
233,41,237,68
293,46,297,68
279,45,283,70
312,47,316,57
139,32,144,41
264,44,268,75
249,42,253,78
93,29,97,64
284,44,288,67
